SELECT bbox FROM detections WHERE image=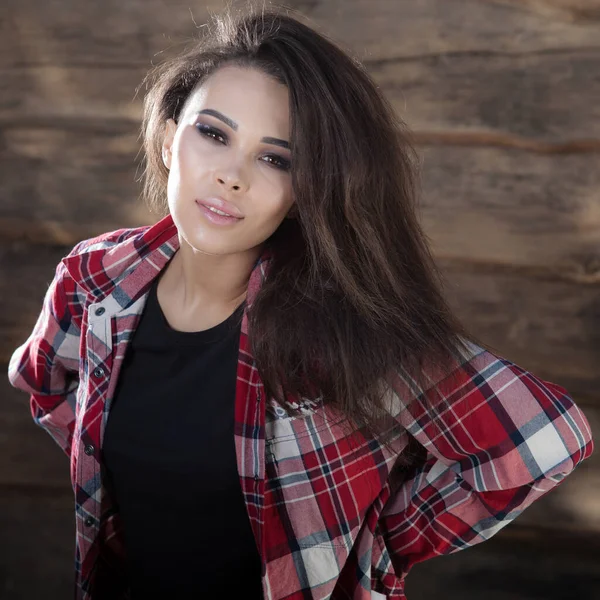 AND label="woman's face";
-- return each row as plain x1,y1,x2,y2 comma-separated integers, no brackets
161,65,295,257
